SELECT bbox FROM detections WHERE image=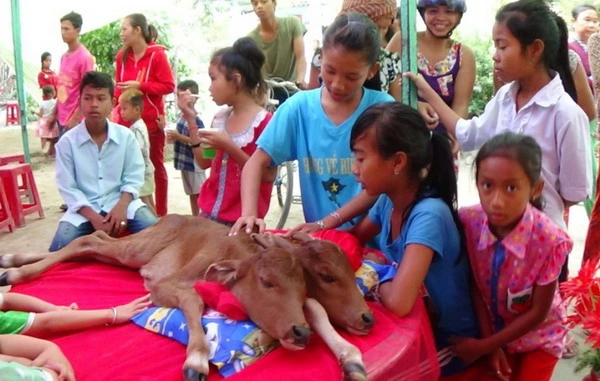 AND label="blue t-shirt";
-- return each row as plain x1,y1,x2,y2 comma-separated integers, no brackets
368,195,479,375
257,88,393,225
